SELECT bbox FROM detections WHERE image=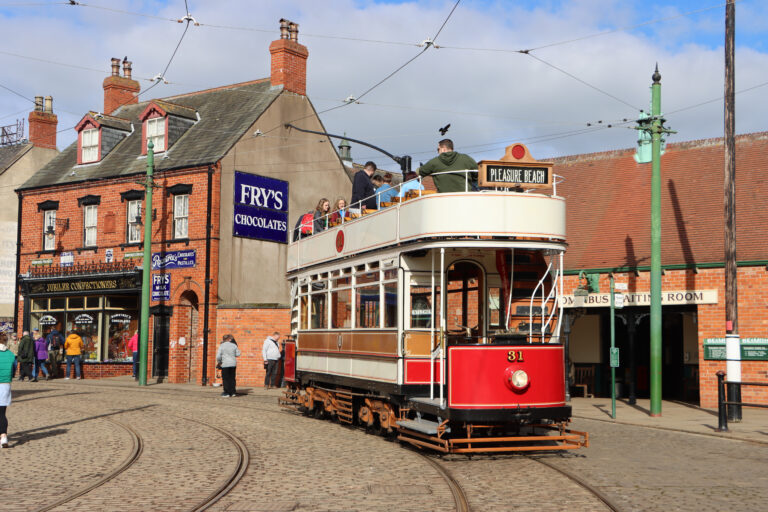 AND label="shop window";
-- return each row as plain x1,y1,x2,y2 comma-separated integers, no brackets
49,297,66,310
356,285,380,328
106,295,138,309
127,200,142,243
331,289,352,328
86,296,101,309
84,205,98,247
68,297,85,309
106,312,137,362
32,298,47,311
173,194,189,239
